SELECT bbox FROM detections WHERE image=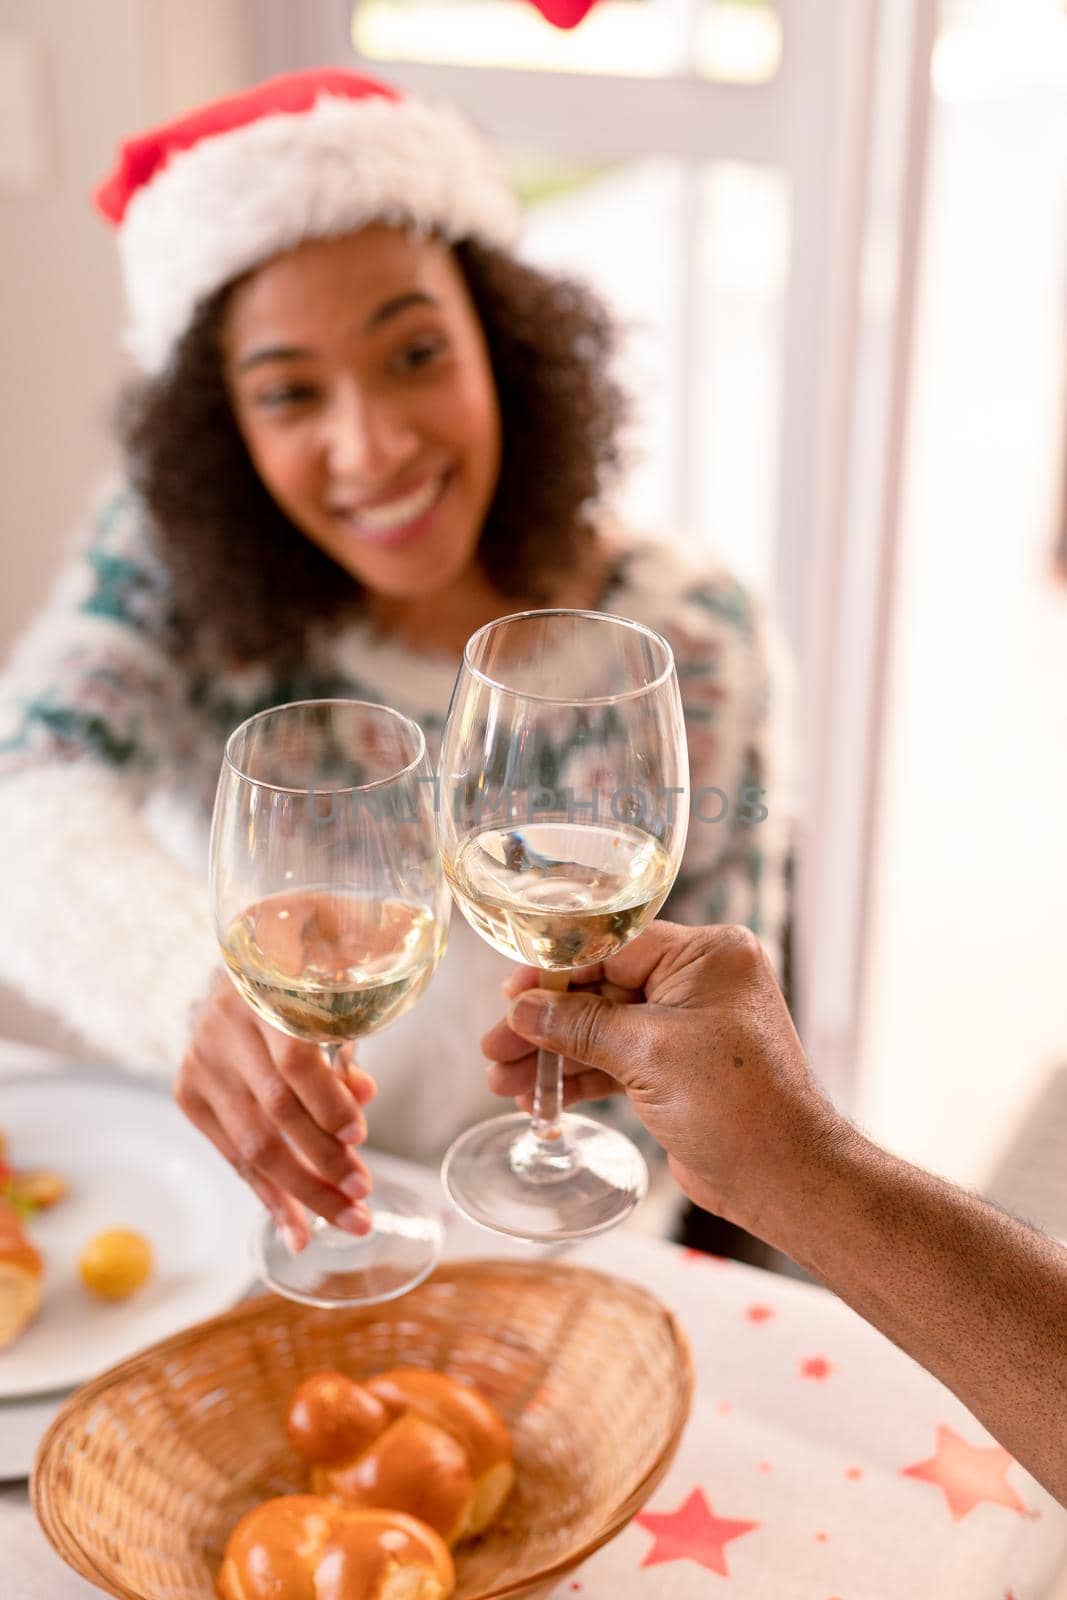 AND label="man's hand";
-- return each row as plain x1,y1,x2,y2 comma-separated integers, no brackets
483,921,841,1233
175,975,375,1251
497,921,1067,1514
